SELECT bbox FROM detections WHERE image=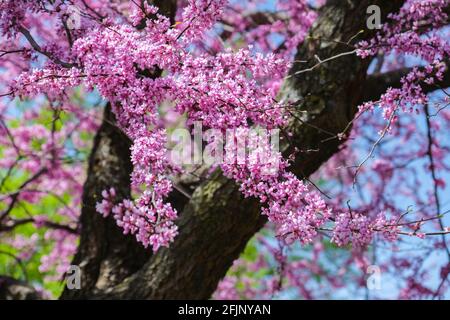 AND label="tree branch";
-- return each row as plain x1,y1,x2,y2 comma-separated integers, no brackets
62,0,406,300
363,62,450,102
0,276,41,300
